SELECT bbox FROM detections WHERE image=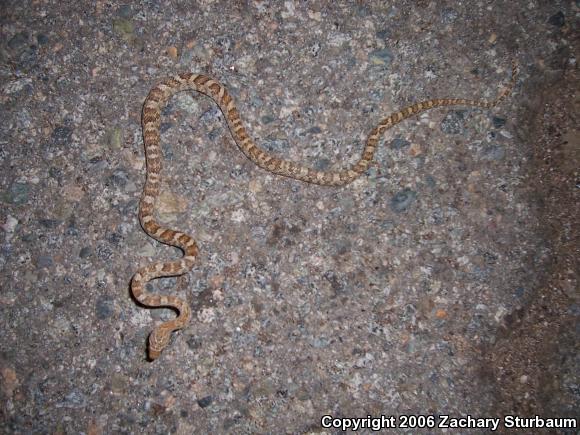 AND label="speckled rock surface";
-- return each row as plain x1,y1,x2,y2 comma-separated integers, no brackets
1,1,578,434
